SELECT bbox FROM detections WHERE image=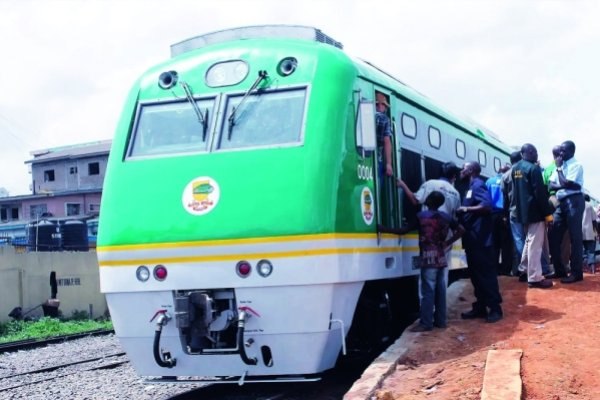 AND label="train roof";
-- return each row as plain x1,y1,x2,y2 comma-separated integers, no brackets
168,25,512,155
351,57,512,154
171,25,343,58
